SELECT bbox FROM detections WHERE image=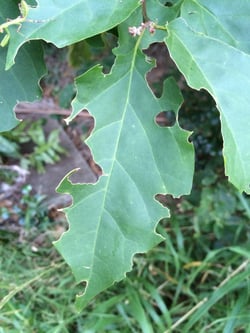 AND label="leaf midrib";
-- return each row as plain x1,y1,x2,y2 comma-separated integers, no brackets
88,33,145,283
